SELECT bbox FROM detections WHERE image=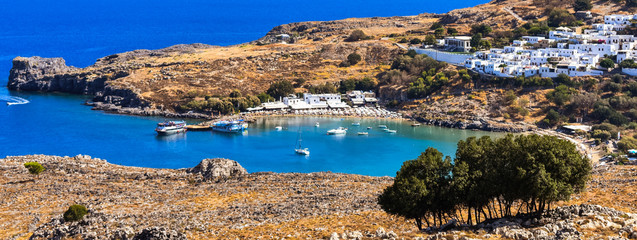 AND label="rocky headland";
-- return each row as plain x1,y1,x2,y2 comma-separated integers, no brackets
1,154,636,239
